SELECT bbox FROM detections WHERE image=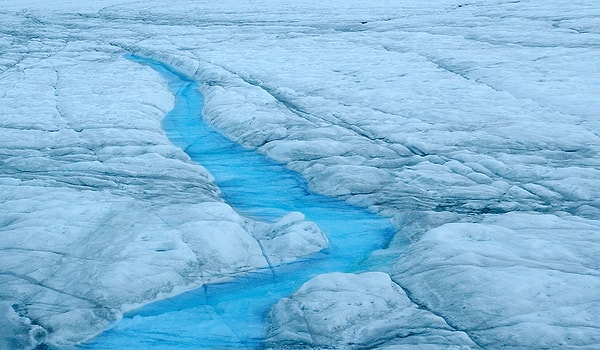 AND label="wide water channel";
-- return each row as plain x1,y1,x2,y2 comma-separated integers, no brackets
83,56,399,349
